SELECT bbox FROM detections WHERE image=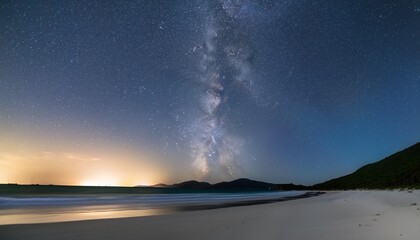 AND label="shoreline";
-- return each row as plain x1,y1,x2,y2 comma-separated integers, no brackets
178,191,324,211
1,191,419,240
